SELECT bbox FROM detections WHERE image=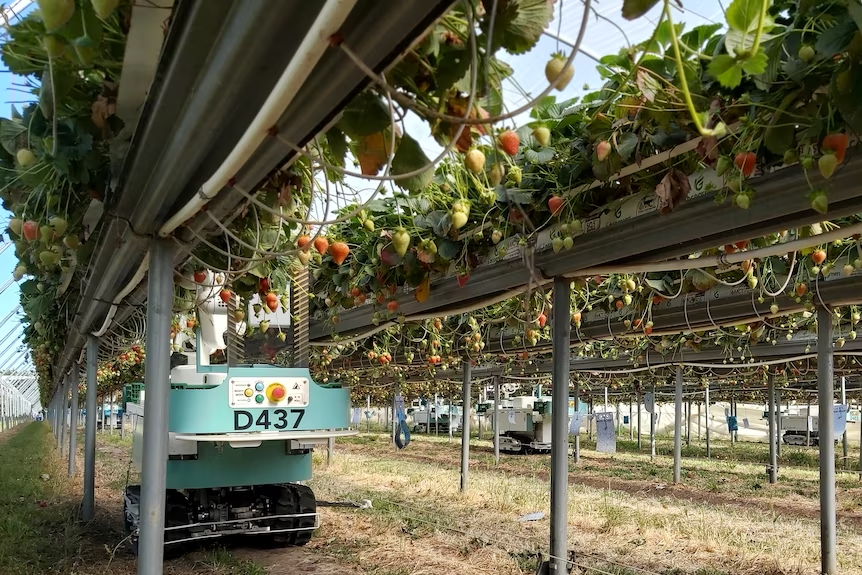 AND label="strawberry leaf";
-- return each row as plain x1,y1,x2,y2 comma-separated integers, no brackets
480,0,554,56
337,92,391,138
391,133,433,194
707,54,743,88
741,51,769,75
725,0,766,34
